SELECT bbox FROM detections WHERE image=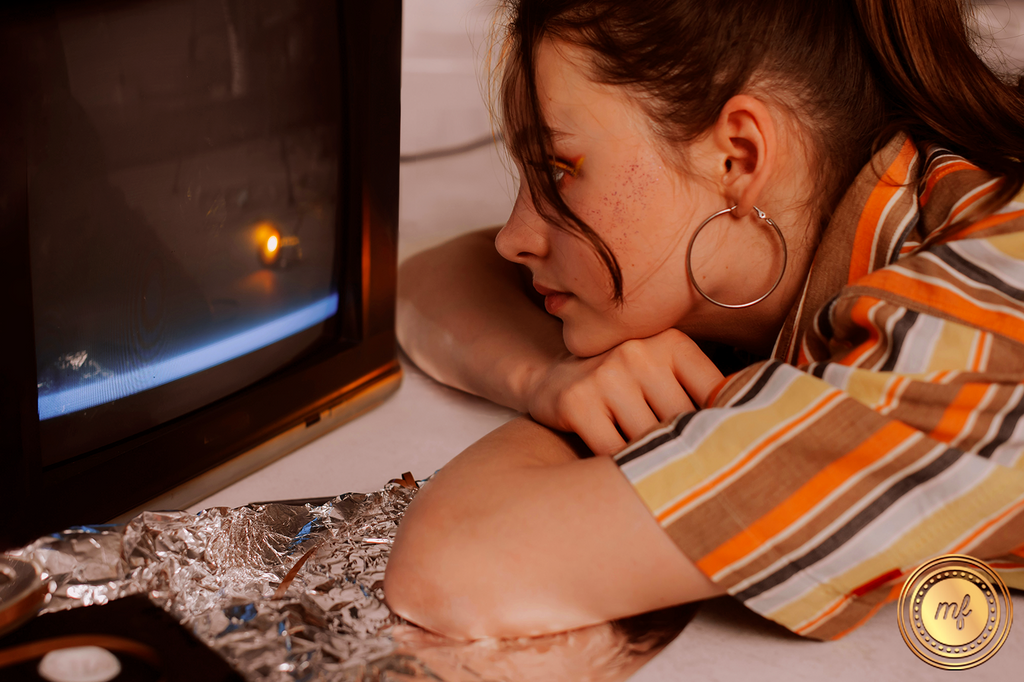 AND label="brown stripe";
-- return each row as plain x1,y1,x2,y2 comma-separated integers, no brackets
986,335,1024,374
839,283,1024,348
800,586,894,641
712,362,772,407
950,383,1017,454
775,135,911,364
661,398,897,576
701,436,938,588
869,180,919,274
892,253,1024,313
966,507,1024,559
884,380,964,438
818,296,903,368
919,167,1001,239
